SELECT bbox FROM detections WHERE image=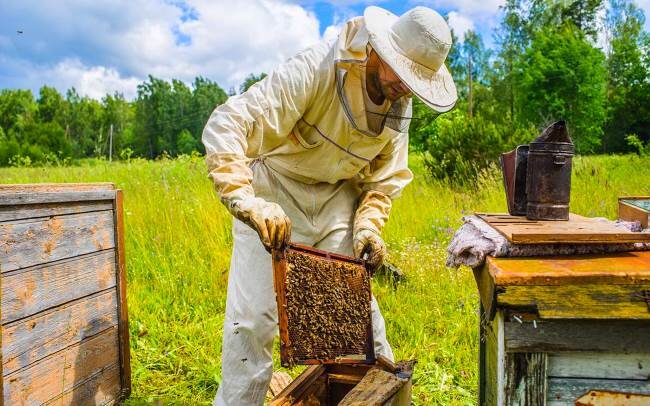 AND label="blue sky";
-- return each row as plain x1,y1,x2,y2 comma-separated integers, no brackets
2,0,645,99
